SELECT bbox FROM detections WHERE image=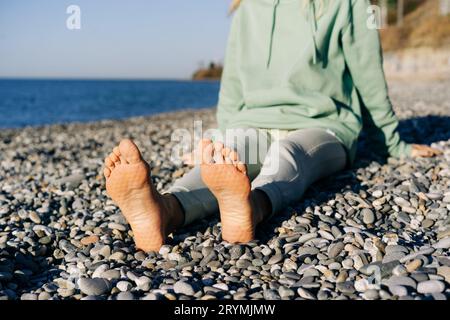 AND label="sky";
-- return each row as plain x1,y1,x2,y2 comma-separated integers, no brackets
0,0,232,79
